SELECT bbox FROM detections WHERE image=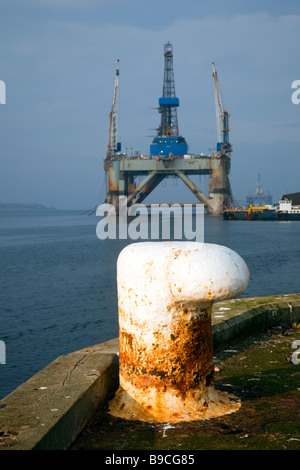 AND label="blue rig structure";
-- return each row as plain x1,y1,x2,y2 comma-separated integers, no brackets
150,42,188,158
104,42,232,215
